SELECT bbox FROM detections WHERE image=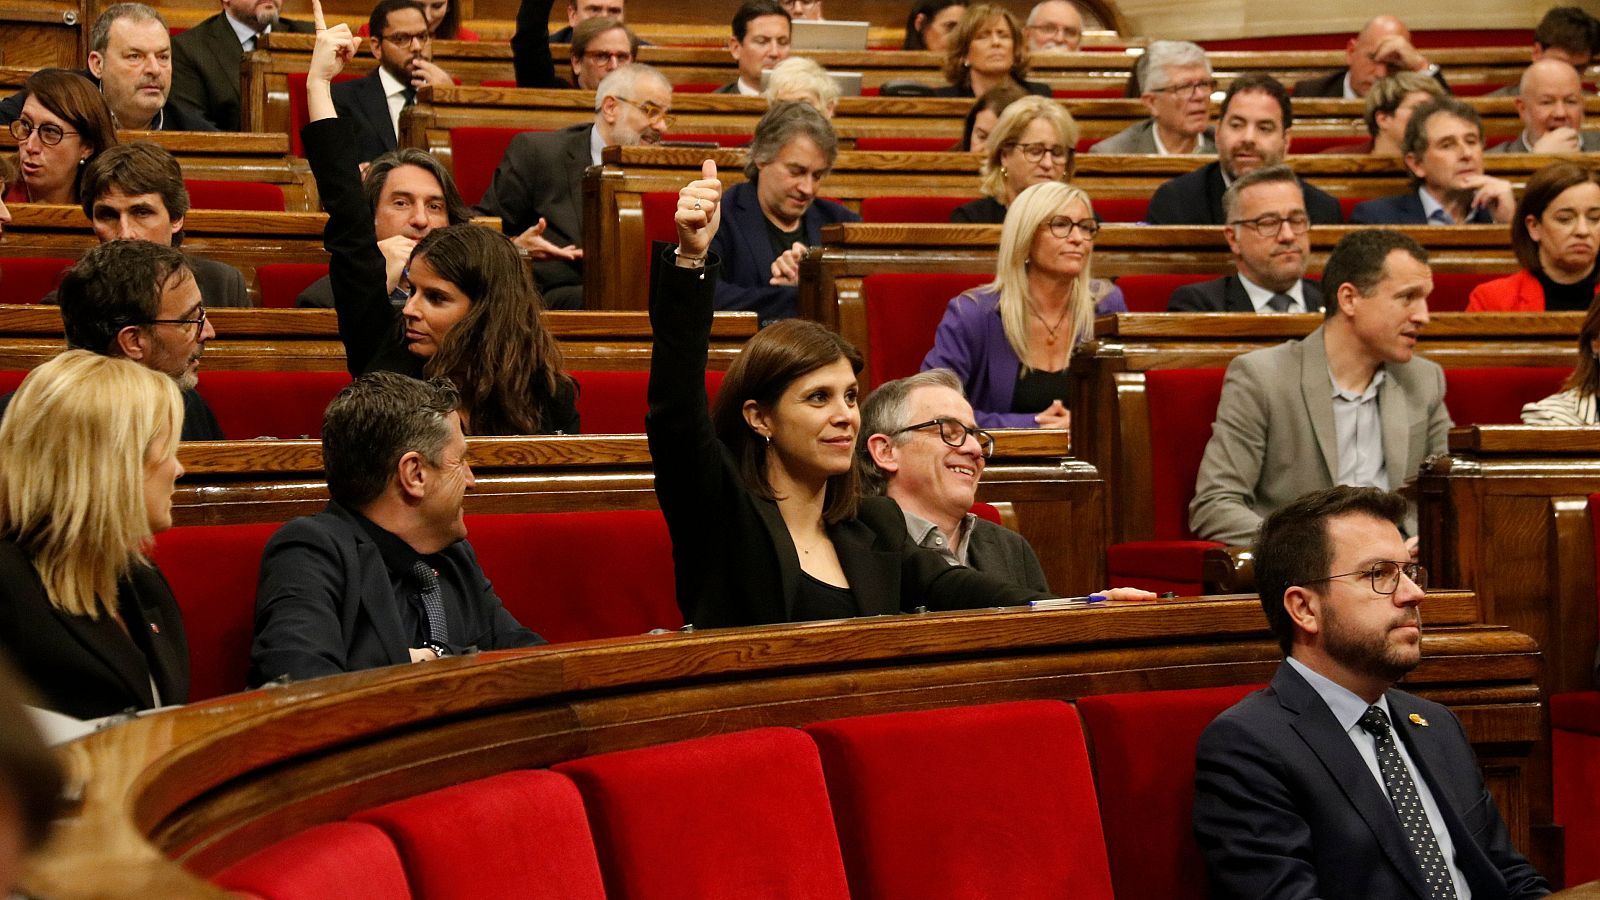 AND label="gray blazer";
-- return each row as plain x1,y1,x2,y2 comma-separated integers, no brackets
1189,325,1451,545
1487,129,1600,153
1087,118,1214,155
